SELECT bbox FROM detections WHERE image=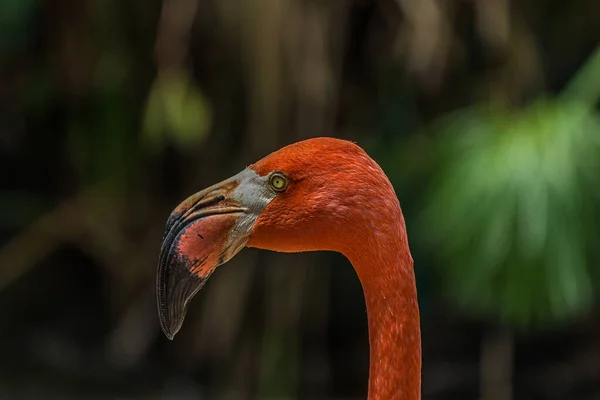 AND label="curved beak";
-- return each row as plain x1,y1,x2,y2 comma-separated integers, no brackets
156,168,274,339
